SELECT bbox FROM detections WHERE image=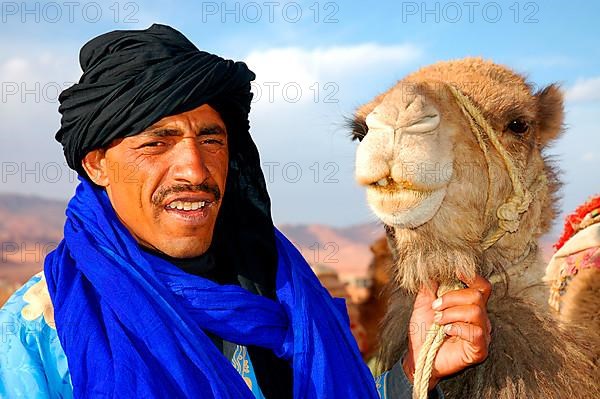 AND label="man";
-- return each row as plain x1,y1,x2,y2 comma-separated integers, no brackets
0,24,491,398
